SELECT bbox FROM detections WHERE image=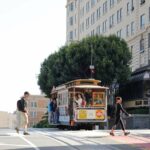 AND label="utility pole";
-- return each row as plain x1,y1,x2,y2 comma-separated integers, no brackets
89,44,94,79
